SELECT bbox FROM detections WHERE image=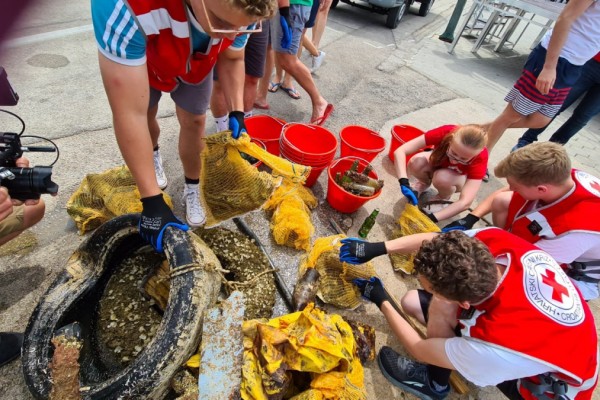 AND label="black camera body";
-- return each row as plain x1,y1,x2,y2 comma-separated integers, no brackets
0,67,59,201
